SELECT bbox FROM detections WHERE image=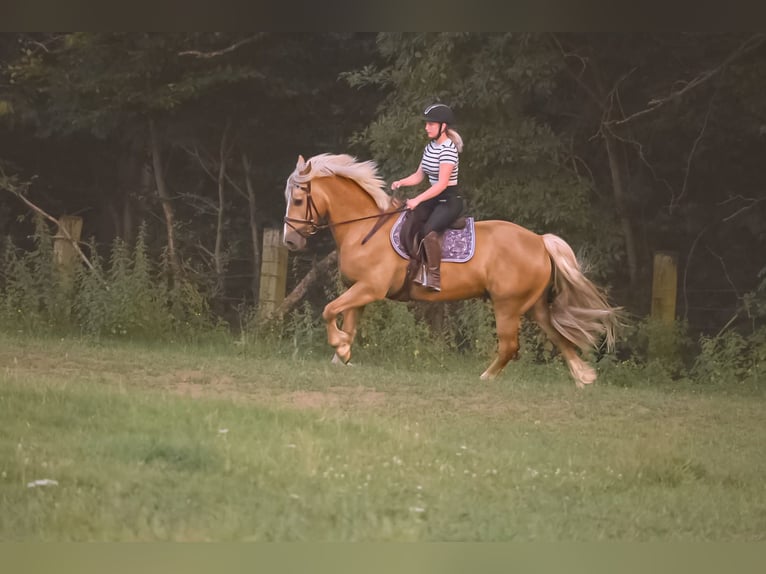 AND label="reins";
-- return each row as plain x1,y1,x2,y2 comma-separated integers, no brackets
361,198,406,245
283,180,407,243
